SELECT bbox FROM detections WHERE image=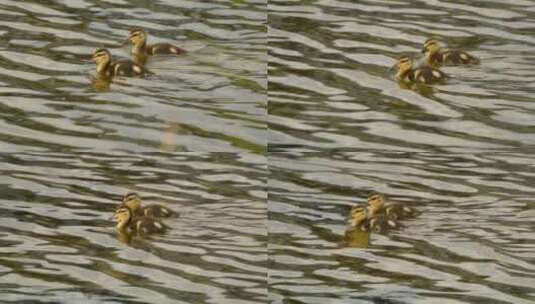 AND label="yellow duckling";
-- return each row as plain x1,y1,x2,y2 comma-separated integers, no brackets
120,192,174,218
422,38,479,67
365,194,400,233
367,193,418,221
393,56,446,85
344,207,370,248
346,206,369,232
124,28,186,65
112,206,167,235
91,48,147,78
